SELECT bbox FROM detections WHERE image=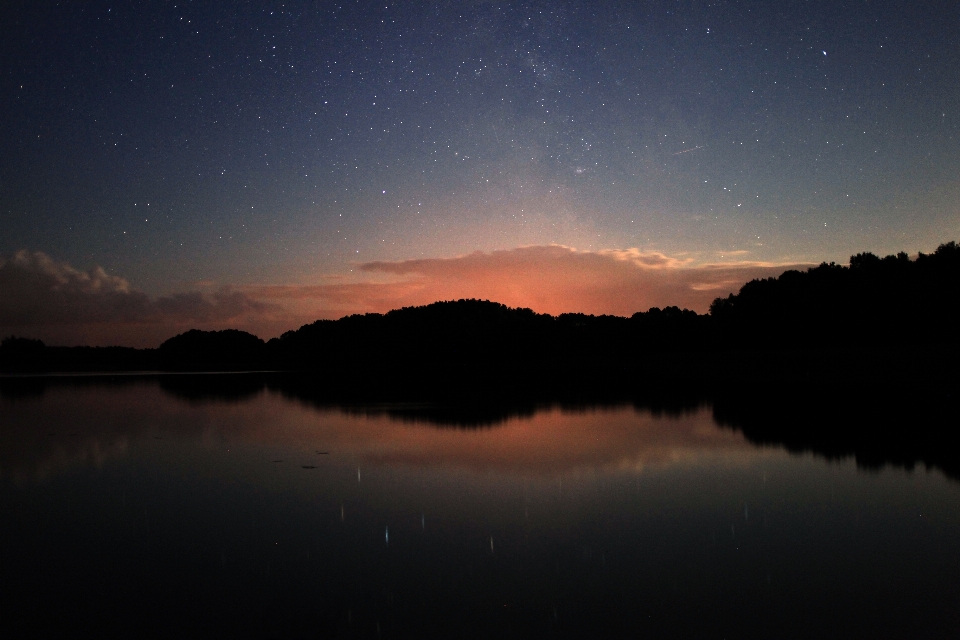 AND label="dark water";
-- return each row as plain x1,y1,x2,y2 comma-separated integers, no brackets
1,377,959,638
